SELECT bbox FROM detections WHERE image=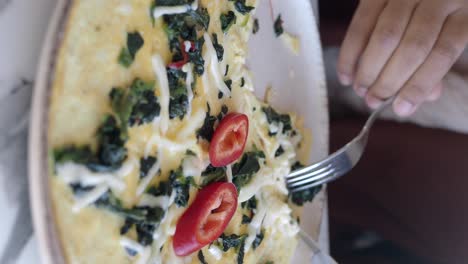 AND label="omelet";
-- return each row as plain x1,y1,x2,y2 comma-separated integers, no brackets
48,0,320,263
